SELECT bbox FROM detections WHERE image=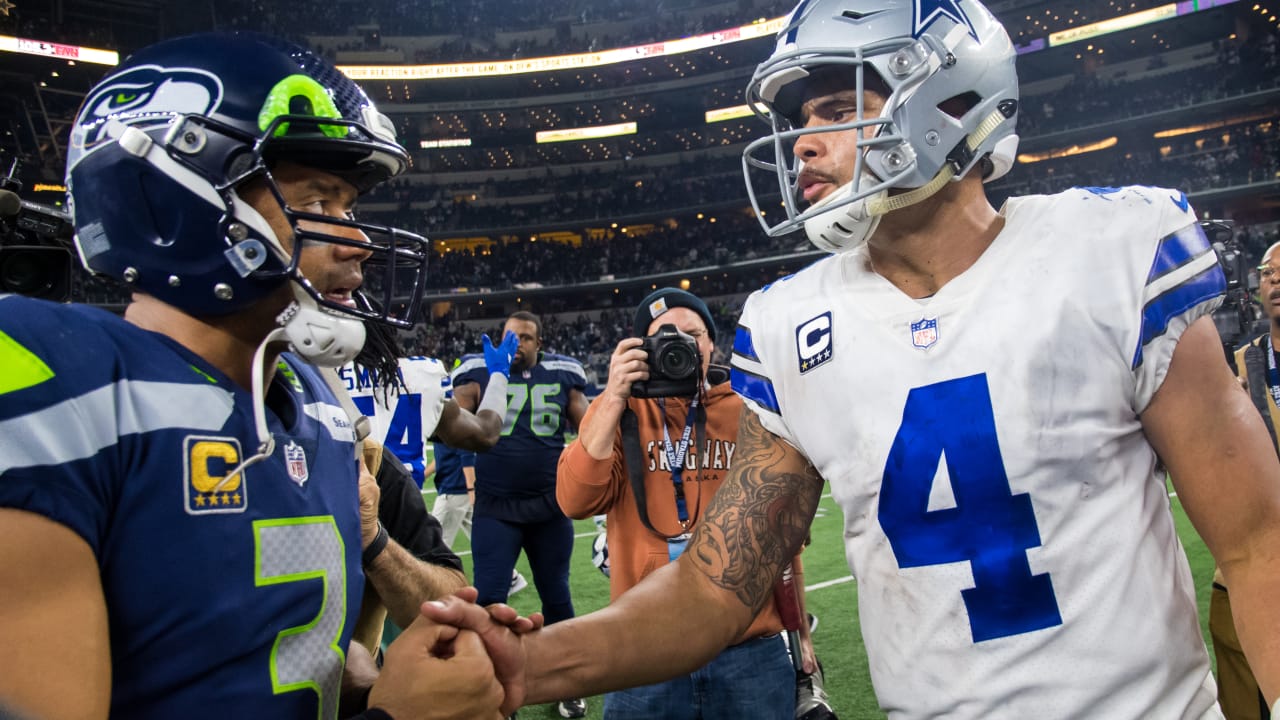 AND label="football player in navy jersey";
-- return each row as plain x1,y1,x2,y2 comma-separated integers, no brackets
423,0,1280,717
452,311,590,718
0,32,503,720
